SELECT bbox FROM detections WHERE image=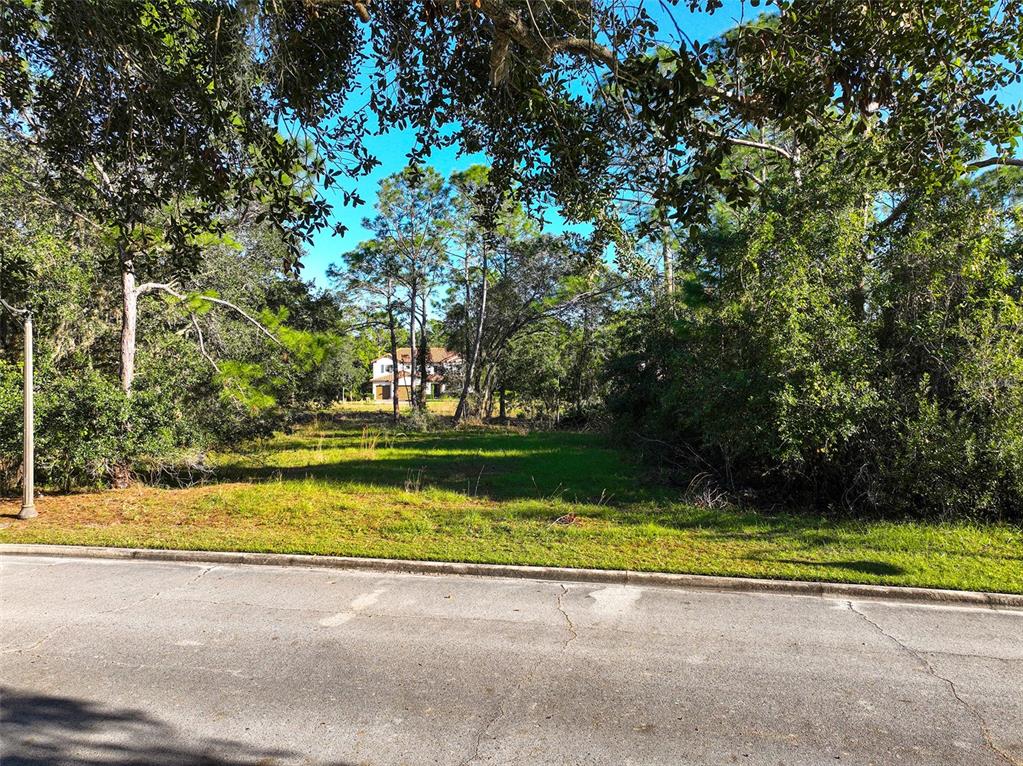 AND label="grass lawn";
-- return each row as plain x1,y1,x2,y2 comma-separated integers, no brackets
2,407,1021,593
336,398,461,415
